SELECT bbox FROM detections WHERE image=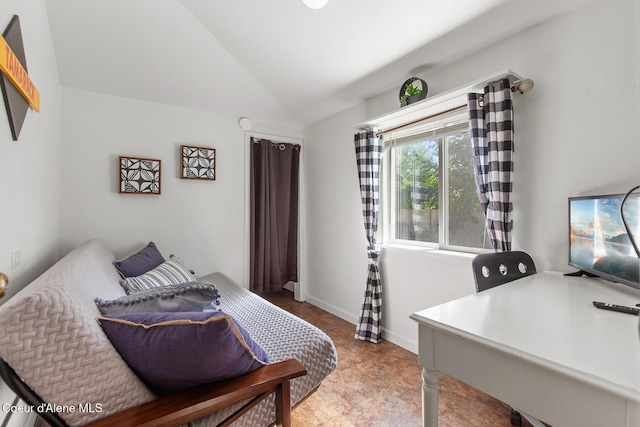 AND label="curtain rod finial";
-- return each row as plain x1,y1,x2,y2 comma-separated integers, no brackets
511,79,534,94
